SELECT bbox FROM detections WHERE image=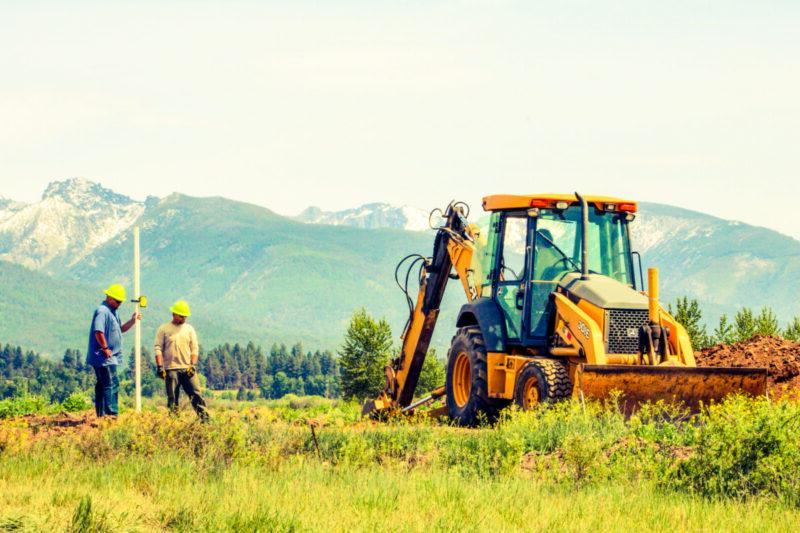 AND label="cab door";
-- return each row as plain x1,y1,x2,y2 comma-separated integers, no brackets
527,211,581,342
493,212,529,342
